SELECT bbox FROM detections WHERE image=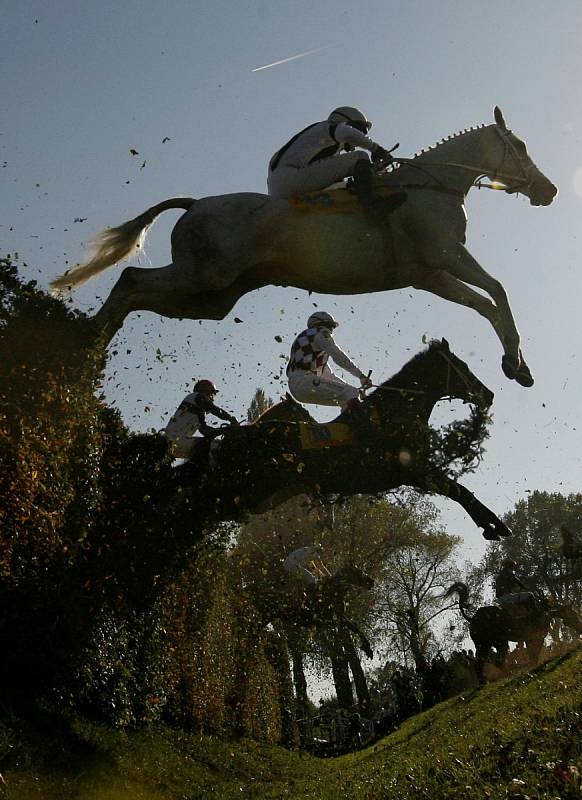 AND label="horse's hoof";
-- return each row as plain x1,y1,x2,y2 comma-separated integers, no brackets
498,525,513,538
515,362,534,388
482,526,501,541
501,354,519,380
